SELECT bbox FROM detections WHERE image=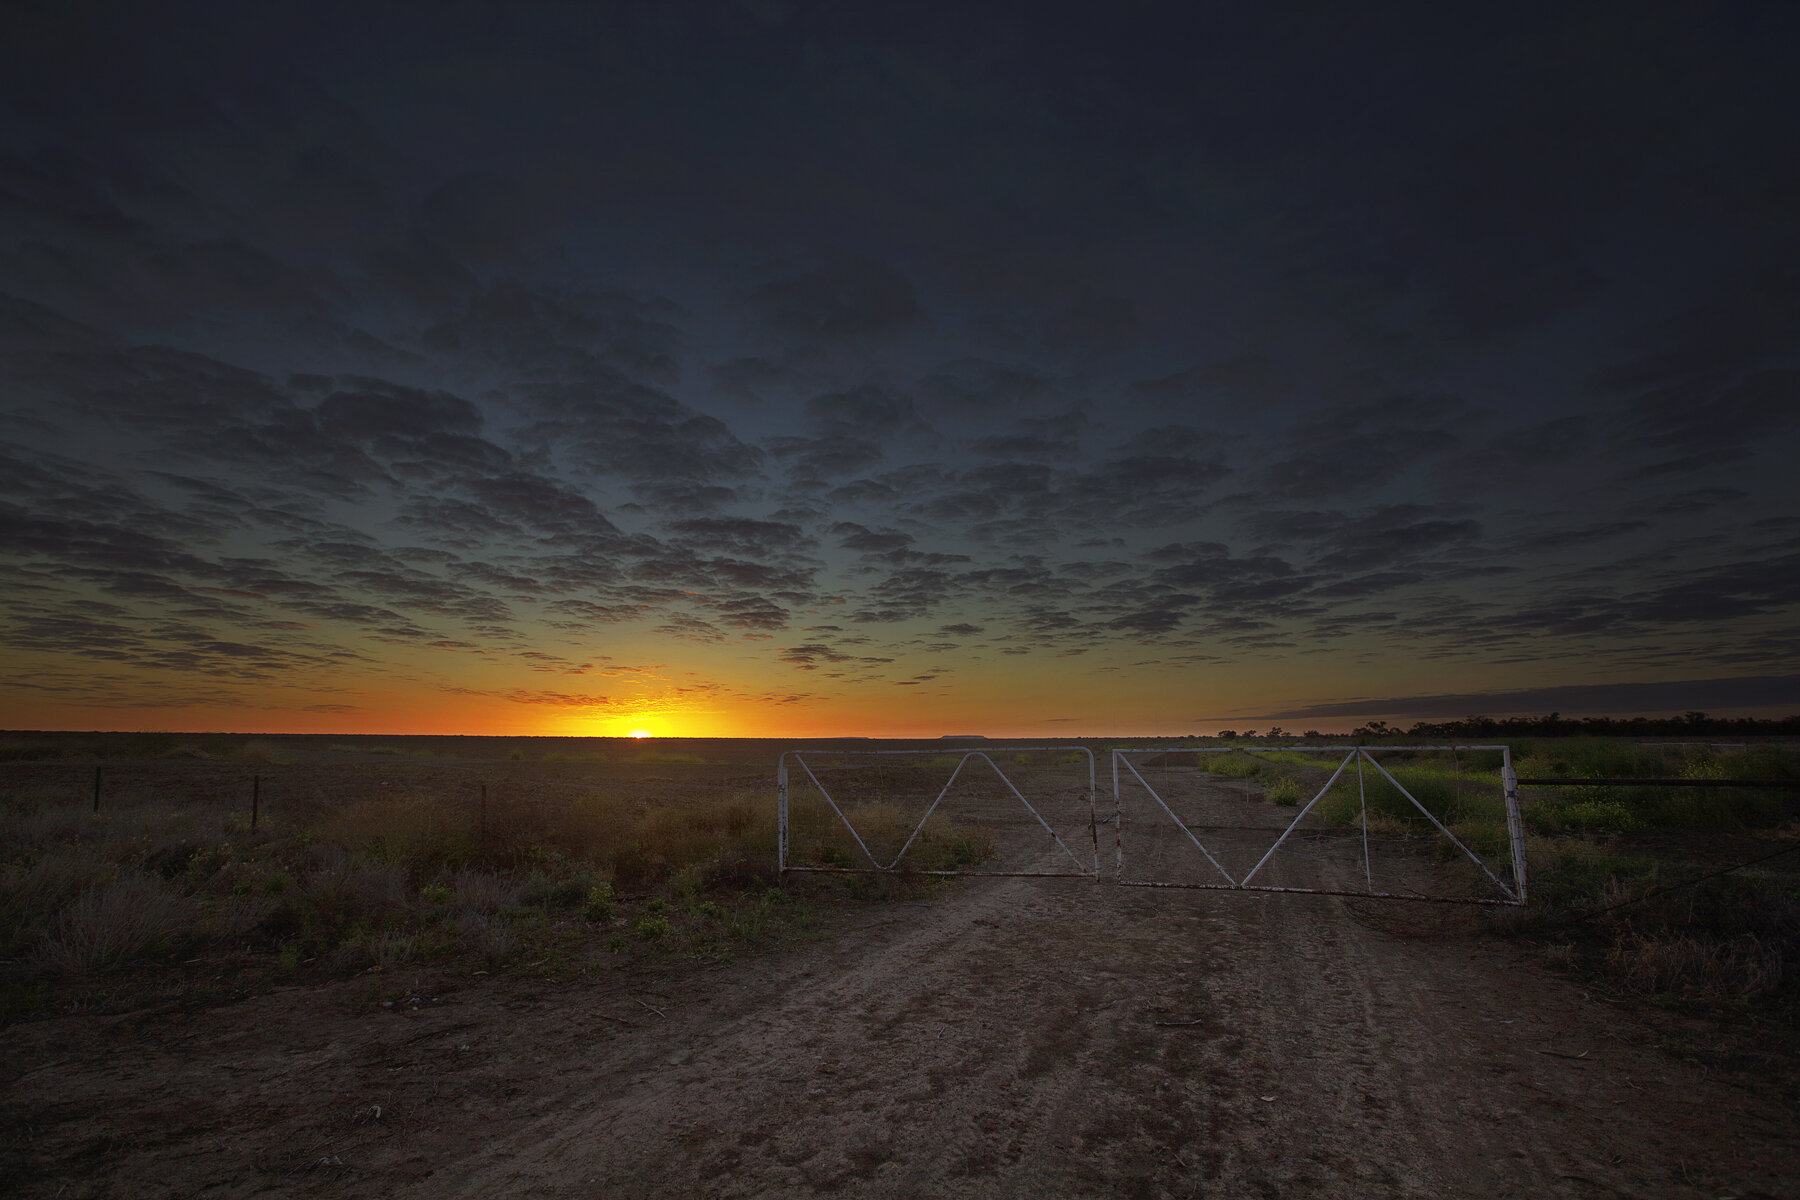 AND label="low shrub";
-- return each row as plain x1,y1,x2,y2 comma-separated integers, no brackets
1505,835,1800,1027
34,875,197,972
0,755,941,1017
458,912,518,965
1556,799,1643,833
1203,752,1263,779
583,883,615,922
1264,778,1305,806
